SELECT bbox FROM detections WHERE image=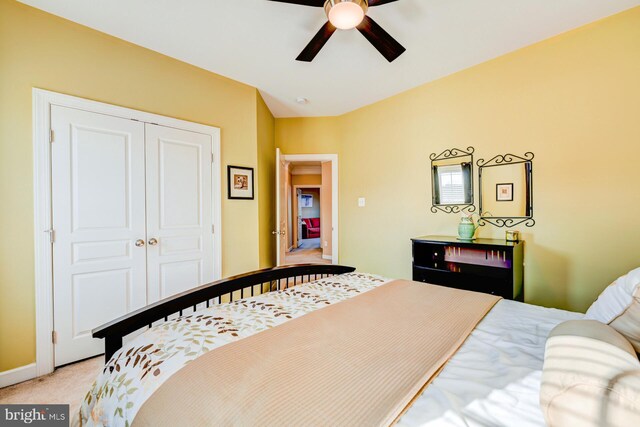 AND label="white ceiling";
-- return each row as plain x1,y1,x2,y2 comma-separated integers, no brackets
20,0,640,117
